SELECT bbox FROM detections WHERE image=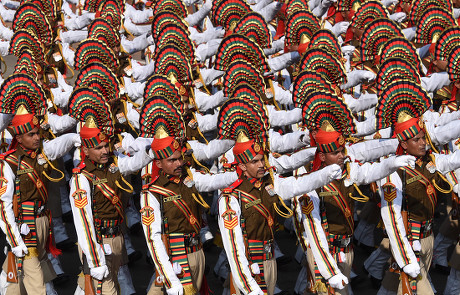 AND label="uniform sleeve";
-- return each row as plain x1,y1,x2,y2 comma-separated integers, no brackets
0,113,13,133
123,18,151,36
140,190,182,291
48,113,77,135
421,72,450,93
217,194,261,295
0,161,22,248
425,120,460,146
434,150,460,175
195,39,221,62
121,33,153,54
300,192,341,280
343,93,378,113
269,147,316,175
69,174,106,268
378,173,417,268
346,139,399,163
274,166,338,200
266,105,302,127
187,139,234,162
267,52,300,74
196,112,218,133
347,157,402,186
124,77,145,104
268,129,309,154
184,1,211,27
272,84,293,106
124,4,153,23
117,149,154,176
43,133,80,161
132,60,156,82
192,169,238,192
354,116,376,137
195,90,226,113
